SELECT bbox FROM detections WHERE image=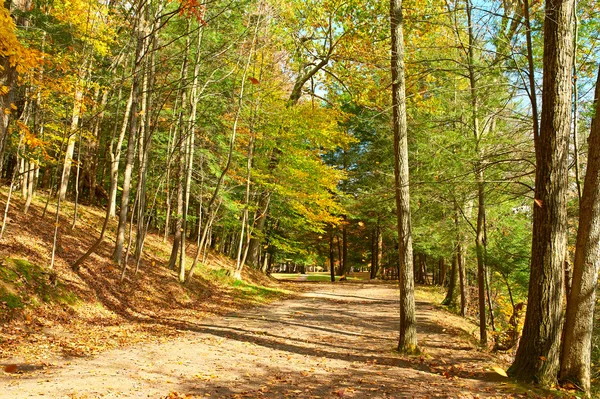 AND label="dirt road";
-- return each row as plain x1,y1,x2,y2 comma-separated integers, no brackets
1,282,535,398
